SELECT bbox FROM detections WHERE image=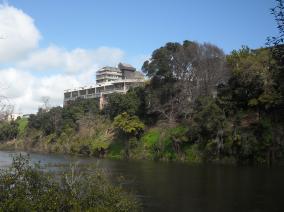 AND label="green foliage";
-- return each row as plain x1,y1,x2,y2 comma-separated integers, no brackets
0,154,141,211
113,112,144,136
0,121,19,142
0,155,63,211
168,125,188,141
28,107,63,136
107,139,125,159
113,113,145,158
64,98,99,119
139,124,189,161
225,47,280,111
142,40,227,122
141,129,160,149
190,96,225,143
184,144,202,163
16,117,28,136
270,45,284,121
2,40,283,166
268,0,284,46
142,42,182,79
28,98,100,137
104,88,143,120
